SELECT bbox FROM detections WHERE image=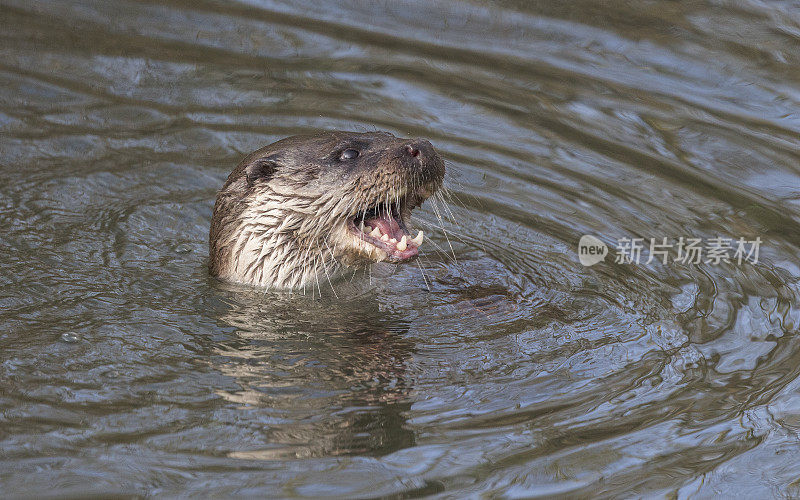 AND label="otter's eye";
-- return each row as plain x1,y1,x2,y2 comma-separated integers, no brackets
340,148,360,160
